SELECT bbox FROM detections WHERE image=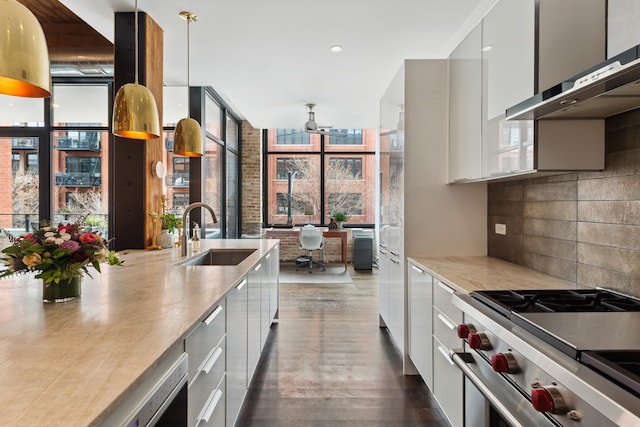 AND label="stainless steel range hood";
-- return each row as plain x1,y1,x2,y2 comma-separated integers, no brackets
506,45,640,120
